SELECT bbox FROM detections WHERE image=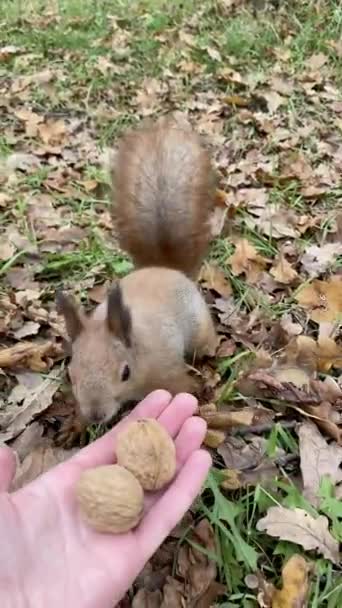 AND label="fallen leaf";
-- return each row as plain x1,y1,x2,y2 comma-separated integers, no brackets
280,314,303,337
271,555,311,608
177,519,217,602
199,263,232,298
296,276,342,324
270,76,294,96
0,369,61,442
229,239,269,283
257,506,340,564
0,341,62,371
216,338,236,358
262,90,287,113
206,46,222,62
317,336,342,372
273,366,311,389
38,119,66,145
283,336,318,375
245,203,299,239
201,407,273,430
301,243,342,278
298,421,342,507
307,52,328,71
270,256,298,285
0,236,15,261
13,321,40,339
218,435,279,470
